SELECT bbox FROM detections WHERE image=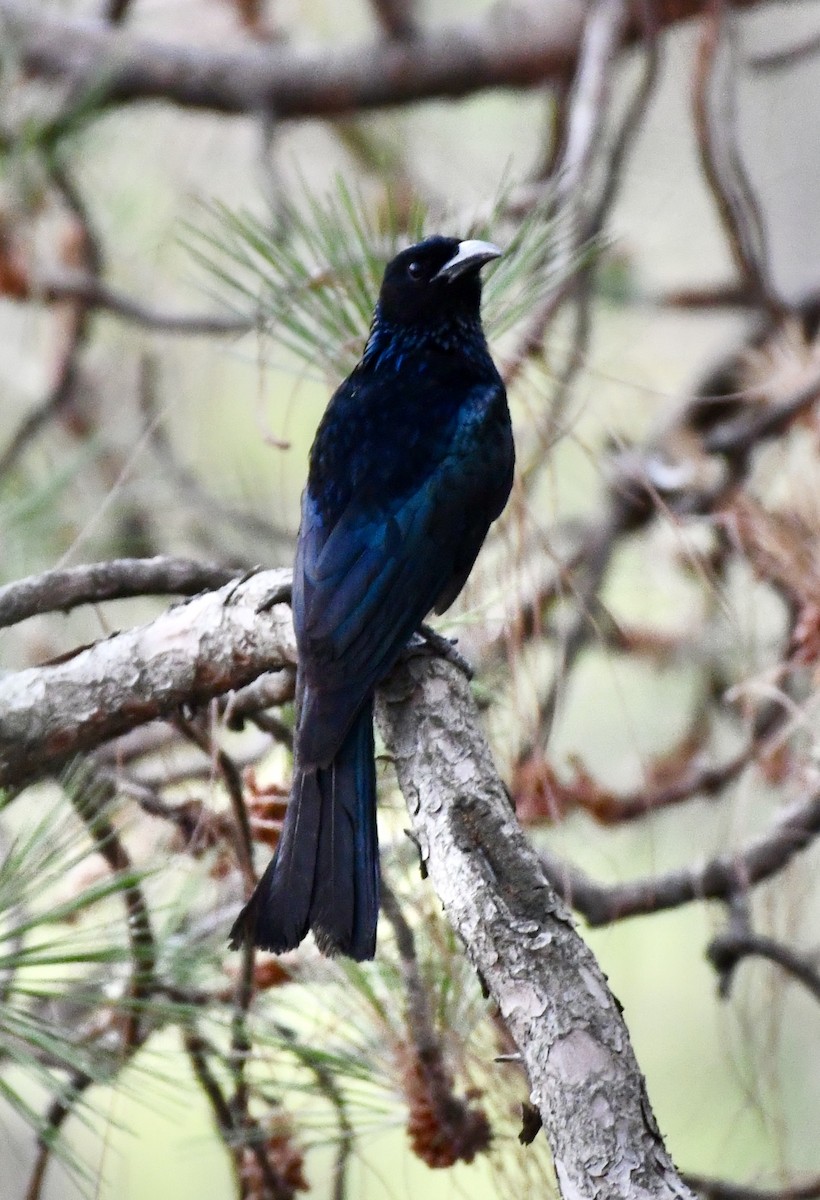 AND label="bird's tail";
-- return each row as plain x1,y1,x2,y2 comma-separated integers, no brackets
229,700,380,961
